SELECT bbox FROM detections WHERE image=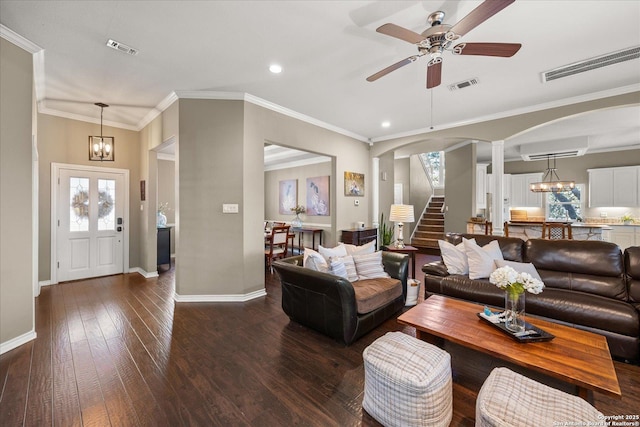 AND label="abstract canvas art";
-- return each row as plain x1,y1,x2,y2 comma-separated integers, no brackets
306,176,330,216
279,179,297,214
